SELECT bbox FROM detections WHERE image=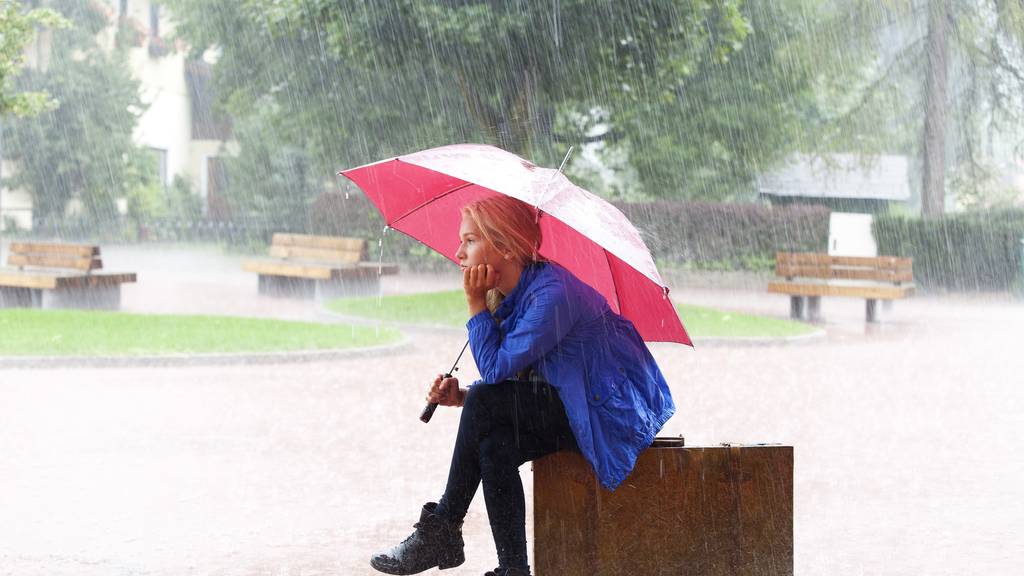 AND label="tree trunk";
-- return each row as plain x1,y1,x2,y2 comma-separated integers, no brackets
922,0,949,217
